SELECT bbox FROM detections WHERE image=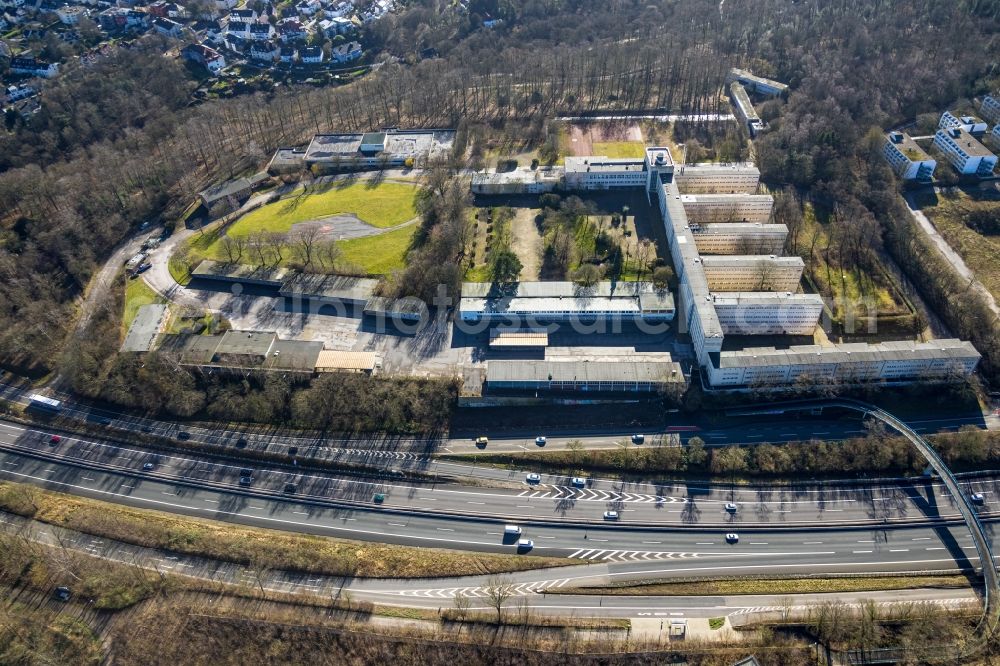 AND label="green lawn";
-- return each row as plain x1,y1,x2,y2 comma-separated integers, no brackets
592,141,647,159
223,181,418,238
338,224,418,274
122,278,166,336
